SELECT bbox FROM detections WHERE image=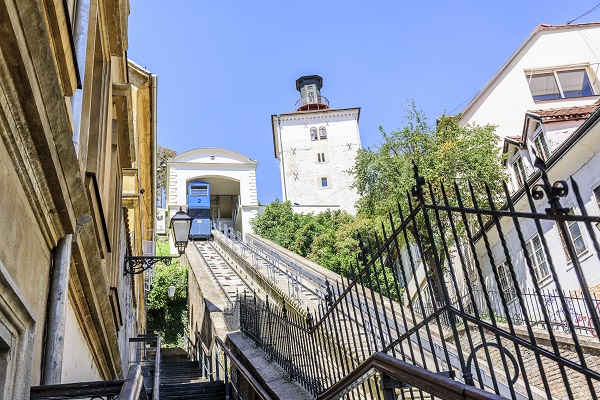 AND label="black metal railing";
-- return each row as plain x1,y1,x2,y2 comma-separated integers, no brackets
295,95,330,111
238,165,600,399
214,335,273,400
30,364,148,399
128,335,161,400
